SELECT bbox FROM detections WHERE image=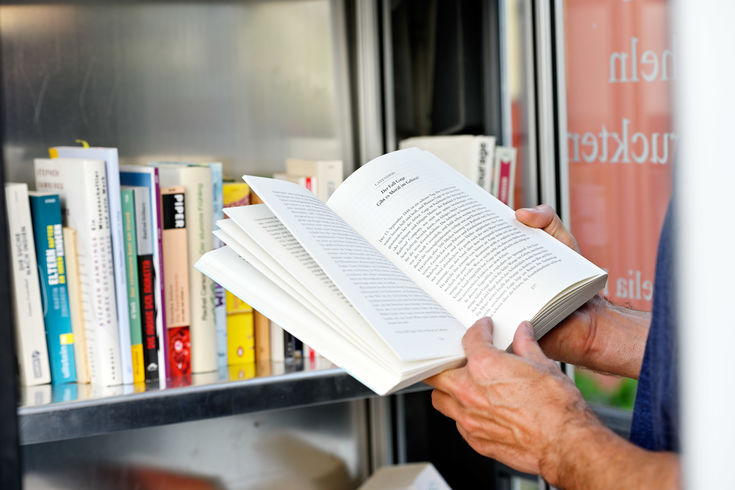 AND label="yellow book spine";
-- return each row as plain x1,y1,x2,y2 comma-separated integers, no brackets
132,344,145,383
227,311,255,364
